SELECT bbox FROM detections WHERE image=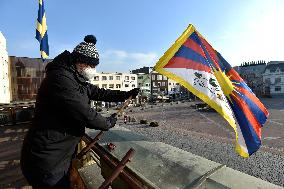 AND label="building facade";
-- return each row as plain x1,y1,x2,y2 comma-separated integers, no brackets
137,73,151,97
0,32,11,103
262,61,284,96
132,67,152,97
9,56,51,101
132,67,181,97
91,72,137,91
168,79,180,95
150,71,168,95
